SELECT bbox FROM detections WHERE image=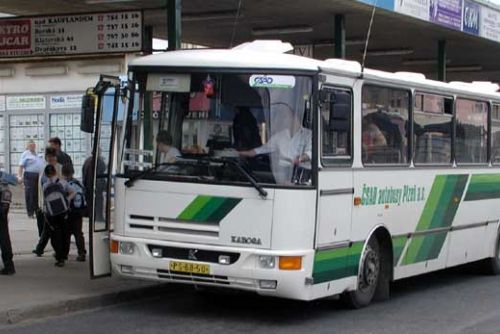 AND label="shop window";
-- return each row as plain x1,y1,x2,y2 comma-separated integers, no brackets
362,86,409,165
455,98,488,164
9,114,45,174
413,93,453,165
321,88,352,164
